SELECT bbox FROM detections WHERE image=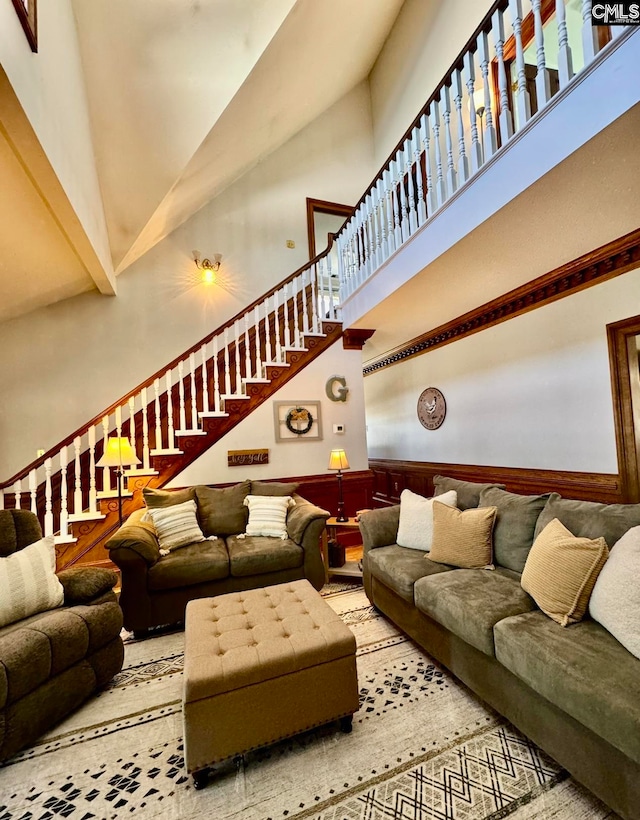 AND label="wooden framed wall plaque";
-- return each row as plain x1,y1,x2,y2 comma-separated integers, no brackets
417,387,446,430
